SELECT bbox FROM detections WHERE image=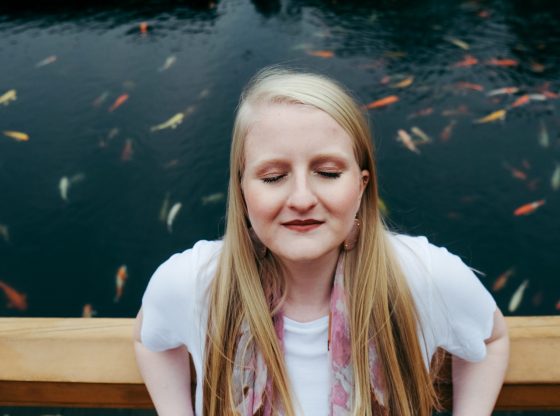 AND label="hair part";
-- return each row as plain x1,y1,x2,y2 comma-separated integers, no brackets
203,66,443,415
